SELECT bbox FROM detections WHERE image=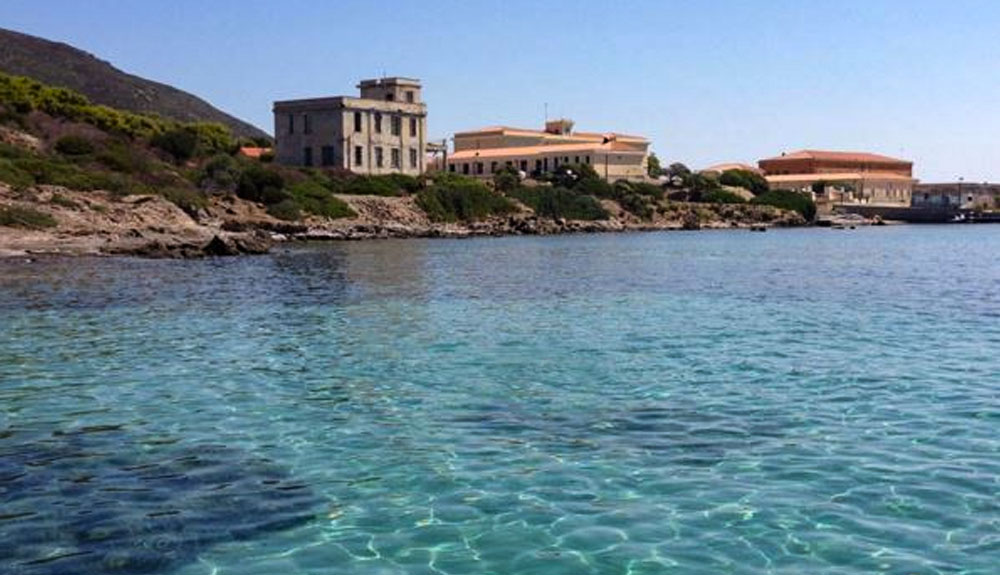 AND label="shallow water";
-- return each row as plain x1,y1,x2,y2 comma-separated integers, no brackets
1,226,998,574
